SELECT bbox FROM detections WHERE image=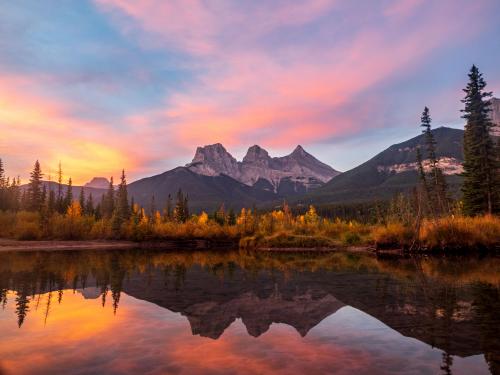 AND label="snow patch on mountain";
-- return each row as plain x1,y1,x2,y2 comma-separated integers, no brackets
377,157,464,175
